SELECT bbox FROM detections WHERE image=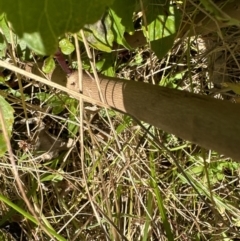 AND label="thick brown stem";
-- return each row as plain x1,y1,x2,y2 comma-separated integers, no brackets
68,72,240,160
